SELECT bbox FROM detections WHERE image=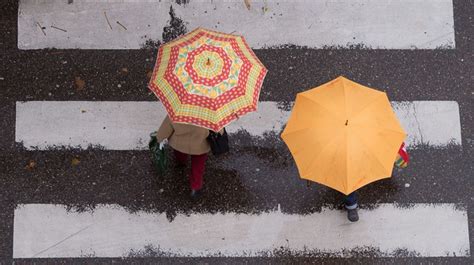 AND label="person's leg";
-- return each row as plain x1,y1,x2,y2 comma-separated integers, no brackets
344,192,359,222
344,192,358,209
174,149,188,166
190,153,208,193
